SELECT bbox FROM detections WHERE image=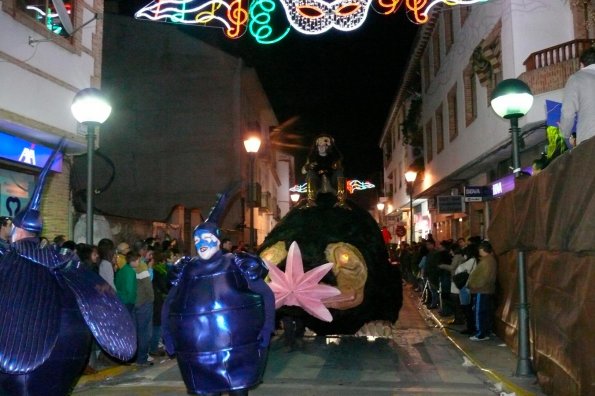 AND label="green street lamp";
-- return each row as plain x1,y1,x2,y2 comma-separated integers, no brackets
491,78,534,377
71,88,112,245
491,79,534,175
